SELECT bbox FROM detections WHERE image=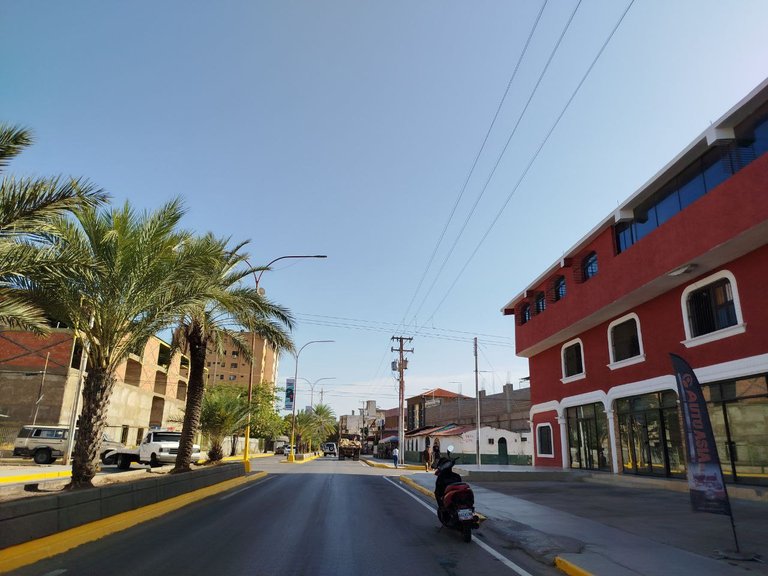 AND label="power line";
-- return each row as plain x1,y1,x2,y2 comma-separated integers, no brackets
397,0,550,332
410,0,582,329
297,317,515,348
423,0,636,324
296,312,513,342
